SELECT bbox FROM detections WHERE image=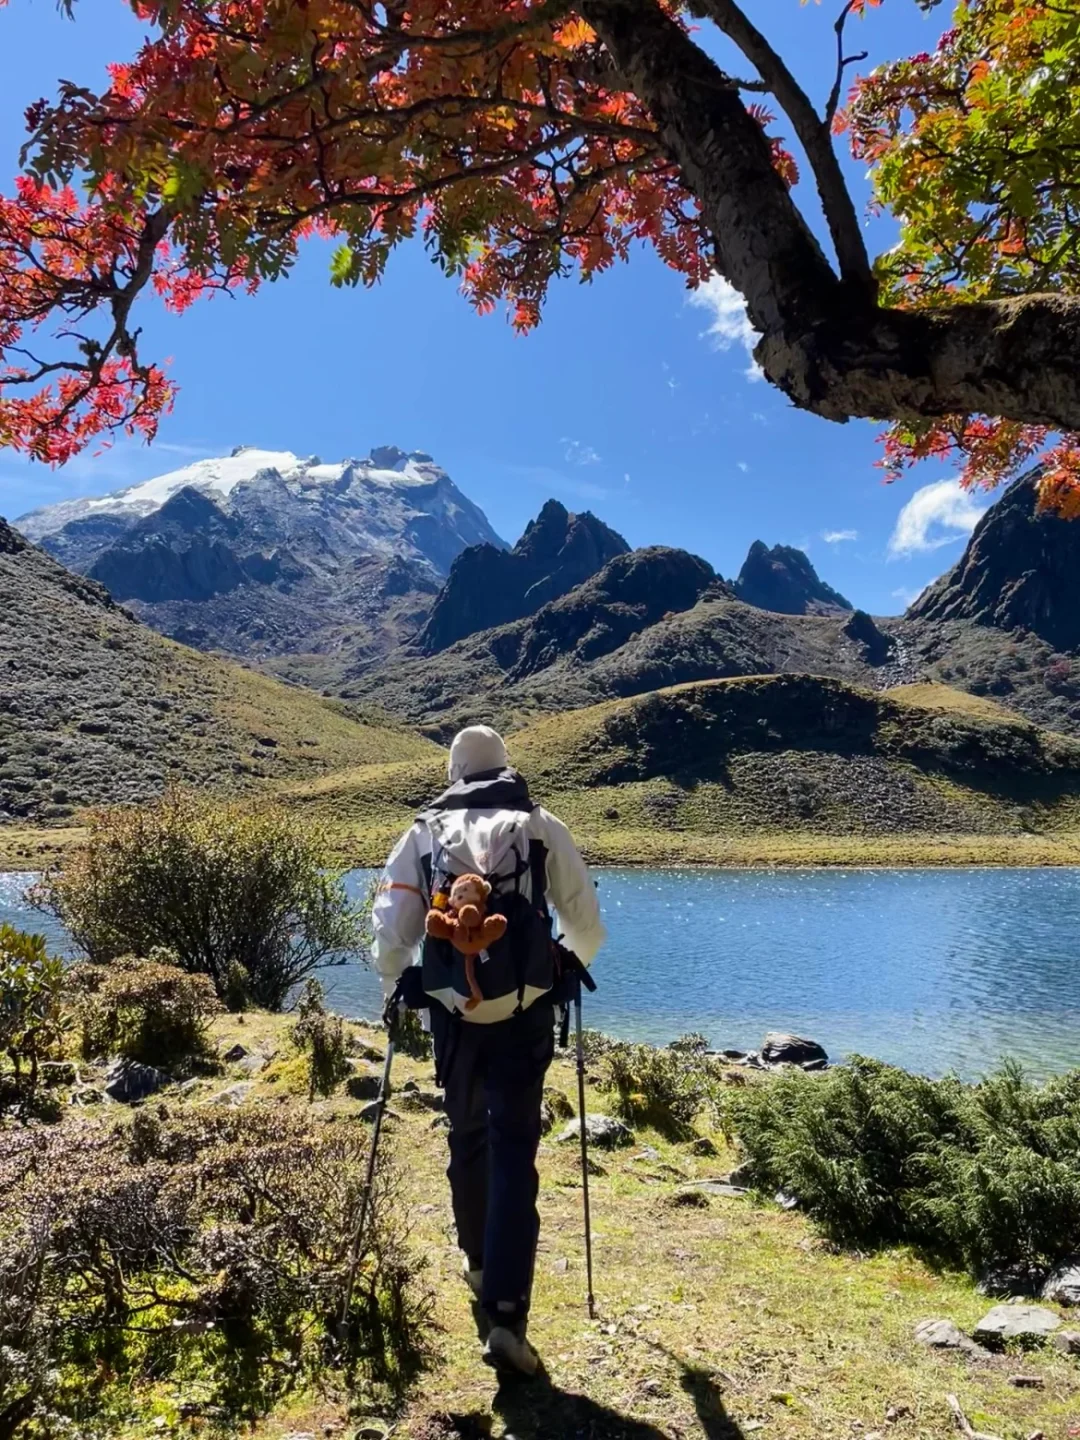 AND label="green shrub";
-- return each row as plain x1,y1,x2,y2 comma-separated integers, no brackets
601,1037,718,1138
730,1056,1080,1274
394,1006,432,1061
36,791,364,1010
0,1106,431,1432
0,925,65,1110
292,979,350,1100
68,951,221,1068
